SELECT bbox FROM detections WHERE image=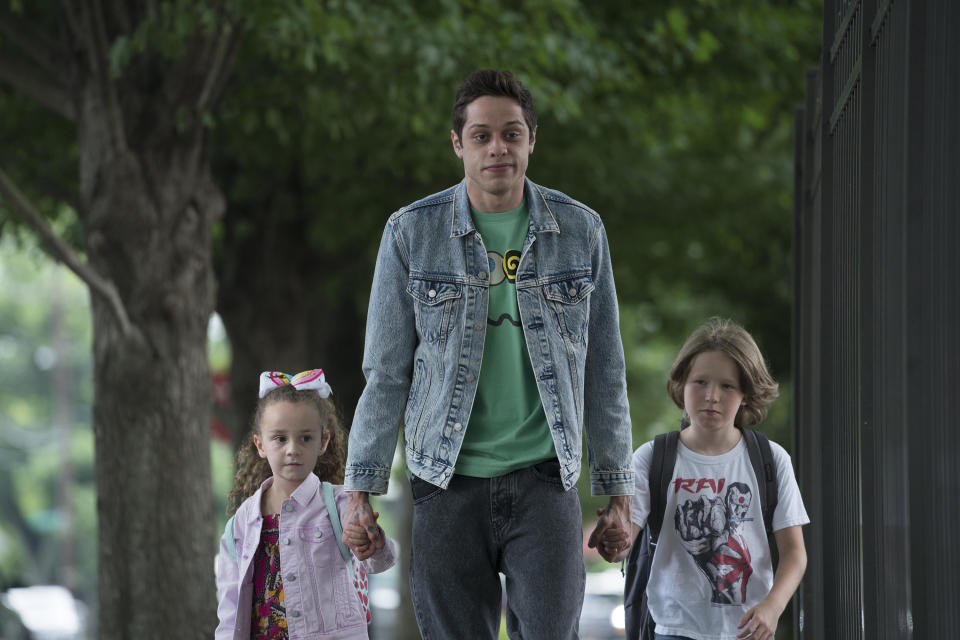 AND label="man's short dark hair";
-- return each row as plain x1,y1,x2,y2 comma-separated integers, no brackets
452,69,537,142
